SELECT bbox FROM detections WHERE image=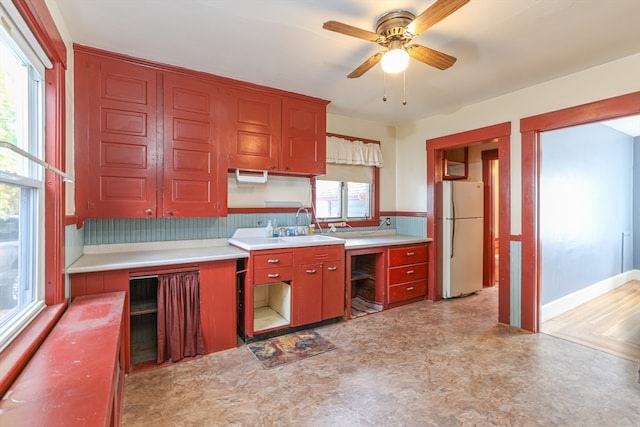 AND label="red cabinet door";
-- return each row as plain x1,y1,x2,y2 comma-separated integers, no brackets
162,73,226,217
199,261,237,354
75,51,159,219
281,97,326,175
227,89,281,171
292,262,323,326
322,259,345,320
